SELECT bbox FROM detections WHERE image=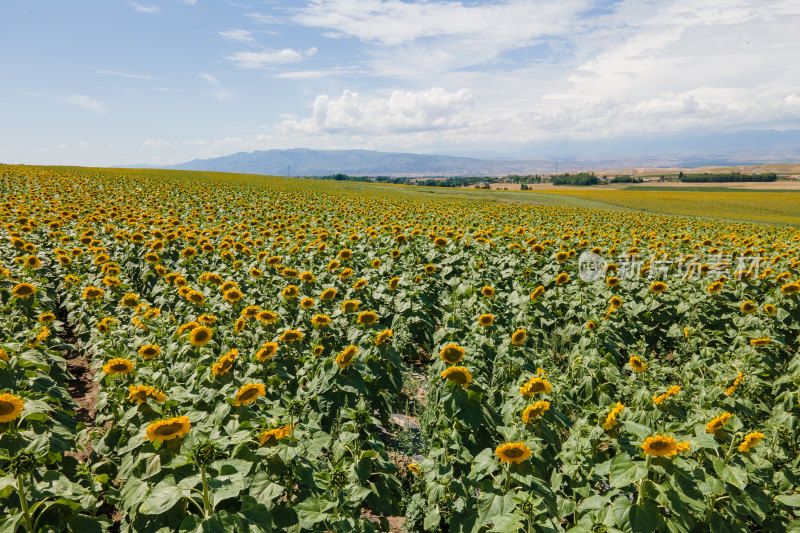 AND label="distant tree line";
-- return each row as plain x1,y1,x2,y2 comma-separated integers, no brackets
678,172,777,183
610,175,643,183
551,173,599,186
